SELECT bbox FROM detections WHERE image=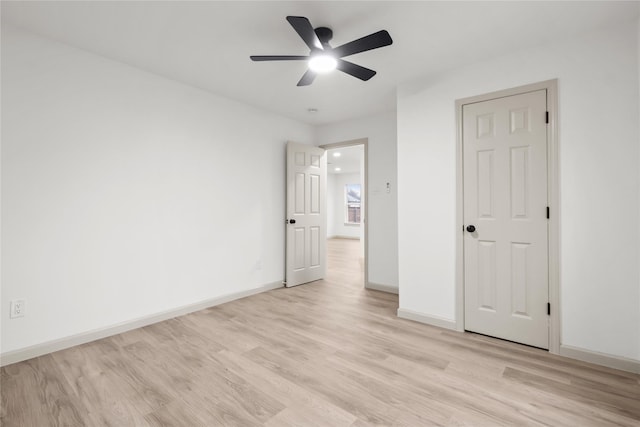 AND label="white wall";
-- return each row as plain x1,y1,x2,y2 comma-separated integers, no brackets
327,173,361,239
398,22,640,361
316,112,398,289
638,19,640,347
1,26,314,354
